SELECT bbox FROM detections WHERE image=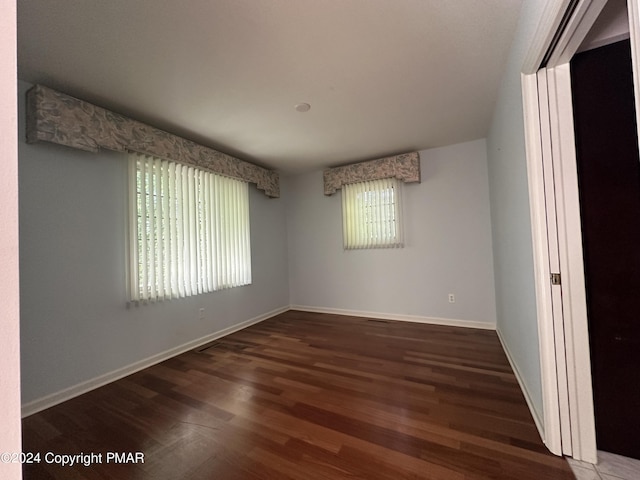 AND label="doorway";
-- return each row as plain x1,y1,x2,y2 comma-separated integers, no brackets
521,0,640,463
571,39,640,460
